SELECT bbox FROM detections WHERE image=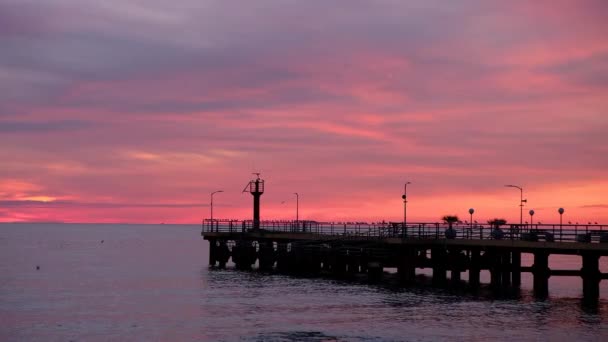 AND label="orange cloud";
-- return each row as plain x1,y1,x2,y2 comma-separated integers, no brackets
2,0,607,224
